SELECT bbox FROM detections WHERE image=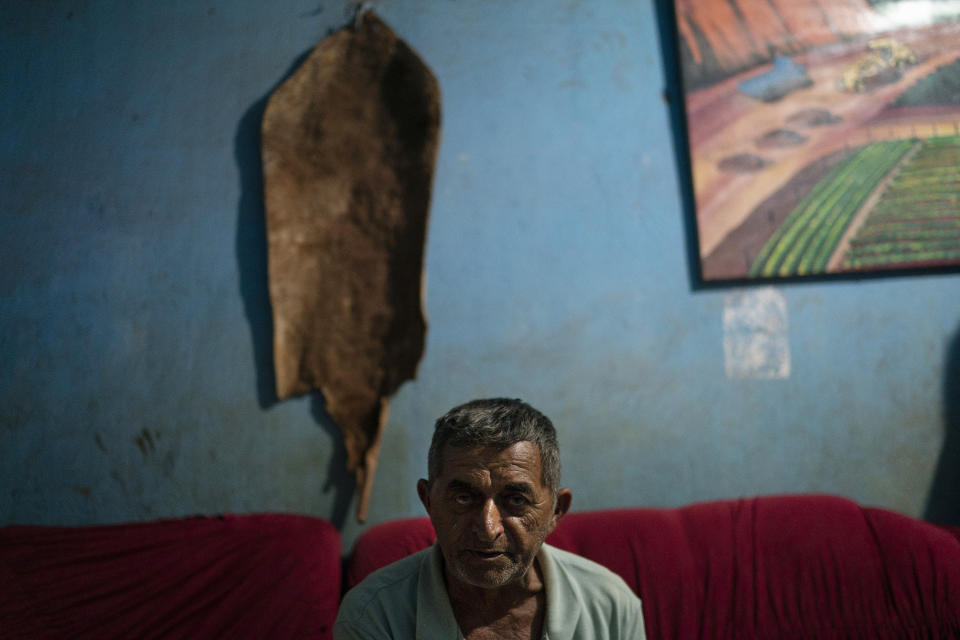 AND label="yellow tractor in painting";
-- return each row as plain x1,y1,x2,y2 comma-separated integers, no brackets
837,38,918,93
869,38,917,67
